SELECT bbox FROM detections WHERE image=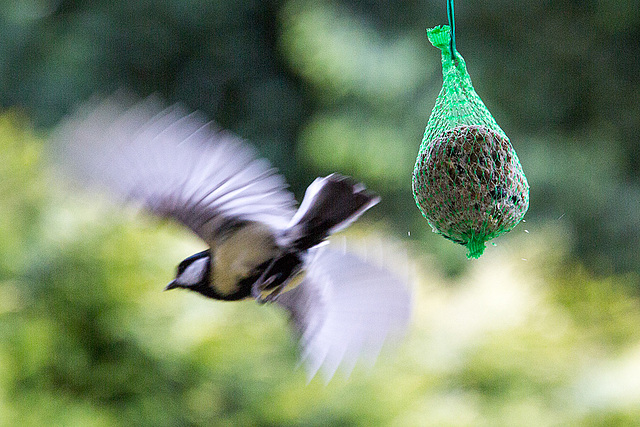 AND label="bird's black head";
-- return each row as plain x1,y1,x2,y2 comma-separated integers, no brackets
164,249,248,301
165,250,210,292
